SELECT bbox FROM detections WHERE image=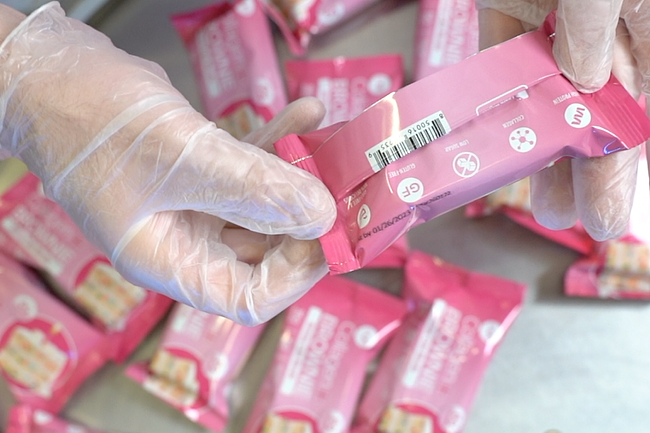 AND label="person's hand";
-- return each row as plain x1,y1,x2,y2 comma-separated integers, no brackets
0,3,336,325
476,1,646,241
